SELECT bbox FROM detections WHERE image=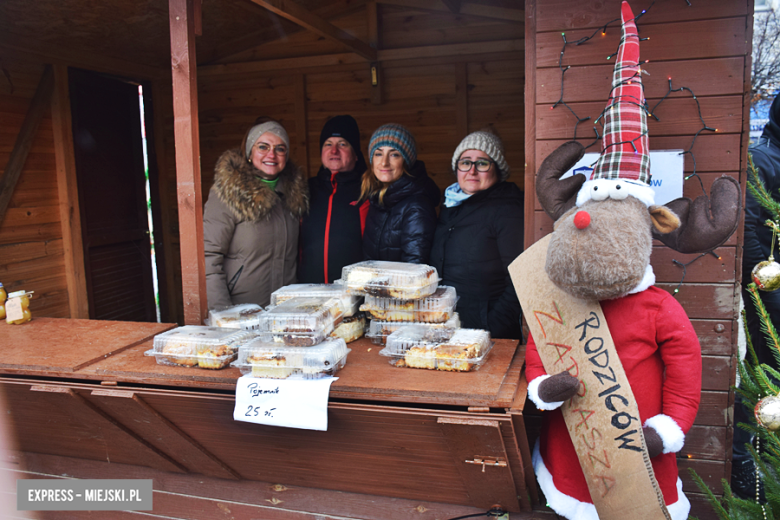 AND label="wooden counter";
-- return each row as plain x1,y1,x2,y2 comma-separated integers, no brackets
0,318,535,518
